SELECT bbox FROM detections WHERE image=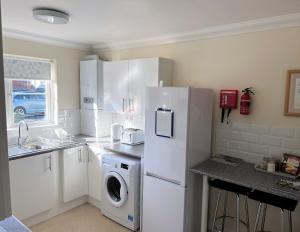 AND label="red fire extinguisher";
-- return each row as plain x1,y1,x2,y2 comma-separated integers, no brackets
240,87,255,115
